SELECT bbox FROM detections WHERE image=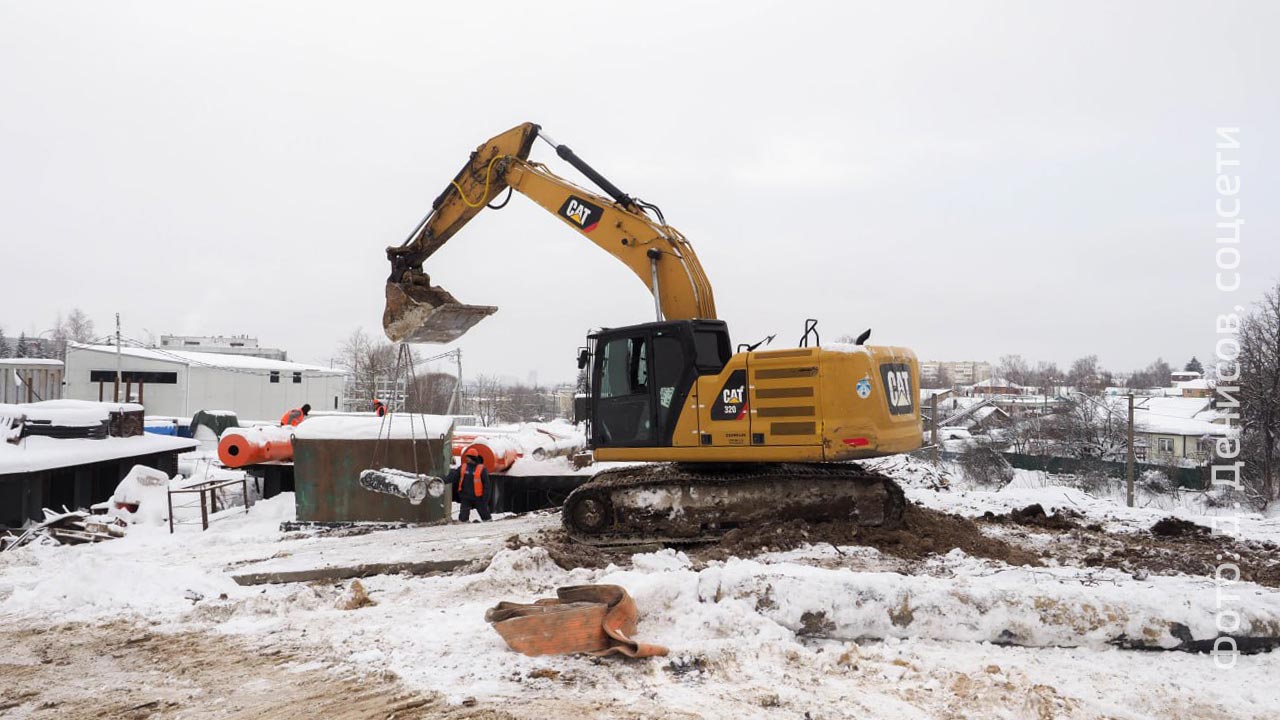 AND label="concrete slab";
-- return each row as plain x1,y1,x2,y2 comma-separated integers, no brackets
230,513,558,586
